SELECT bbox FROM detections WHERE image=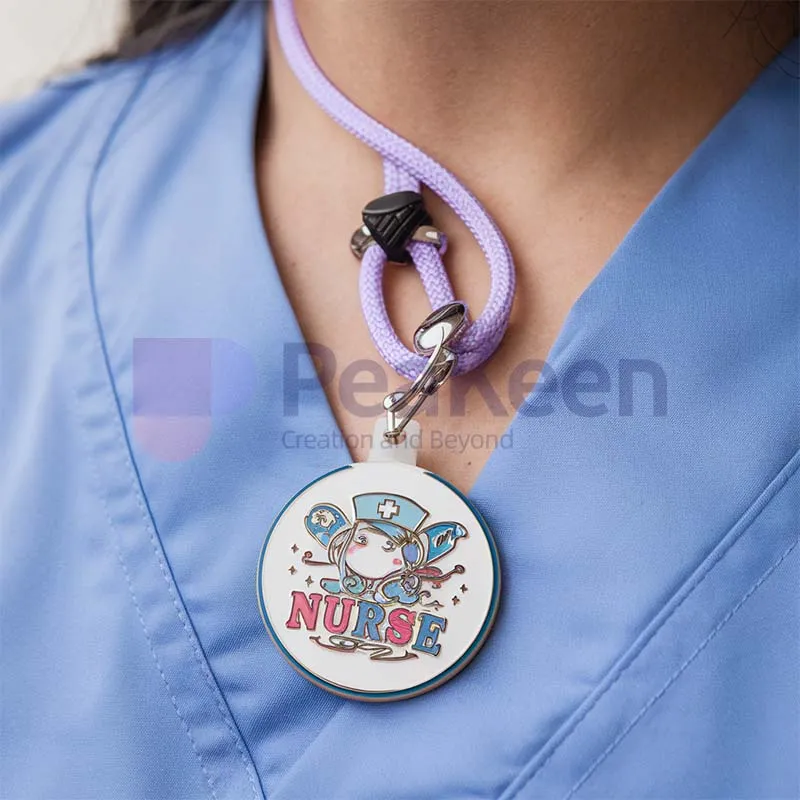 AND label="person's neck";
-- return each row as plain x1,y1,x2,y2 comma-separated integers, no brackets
274,1,793,198
258,1,793,488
